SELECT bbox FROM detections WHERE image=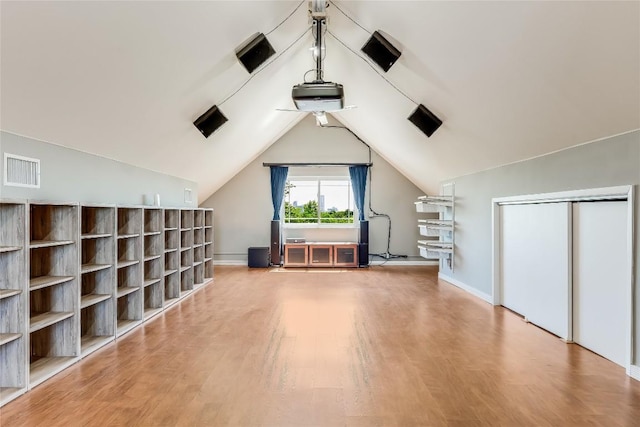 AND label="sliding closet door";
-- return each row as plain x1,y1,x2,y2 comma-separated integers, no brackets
572,201,628,367
500,202,571,339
